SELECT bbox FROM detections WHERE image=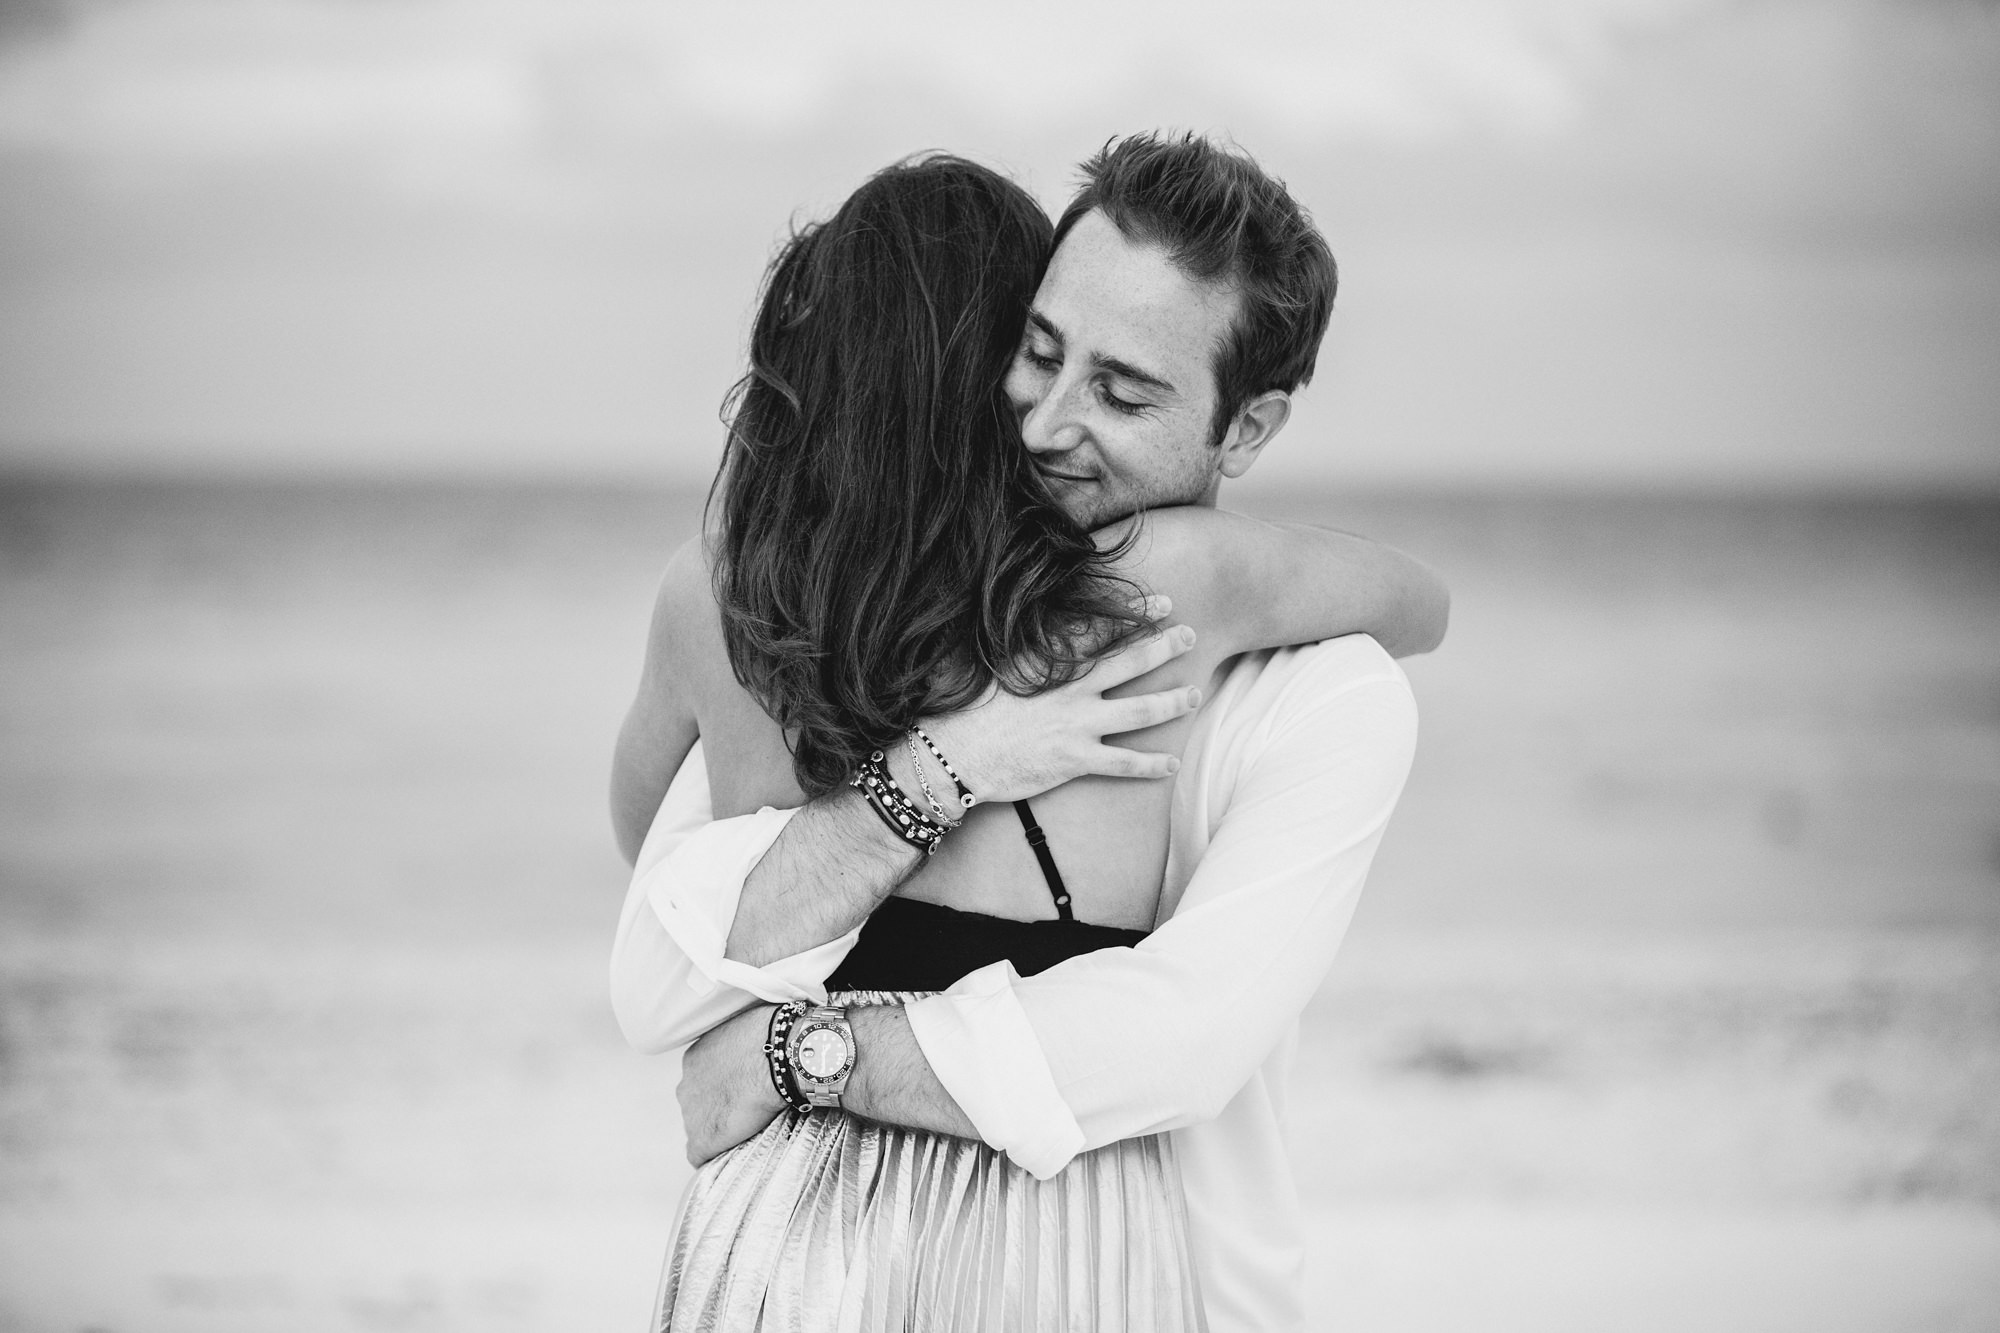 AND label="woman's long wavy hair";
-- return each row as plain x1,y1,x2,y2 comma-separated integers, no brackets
711,154,1148,796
